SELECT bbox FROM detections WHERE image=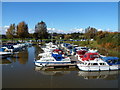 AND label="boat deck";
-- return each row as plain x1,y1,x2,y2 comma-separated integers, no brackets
43,55,79,69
